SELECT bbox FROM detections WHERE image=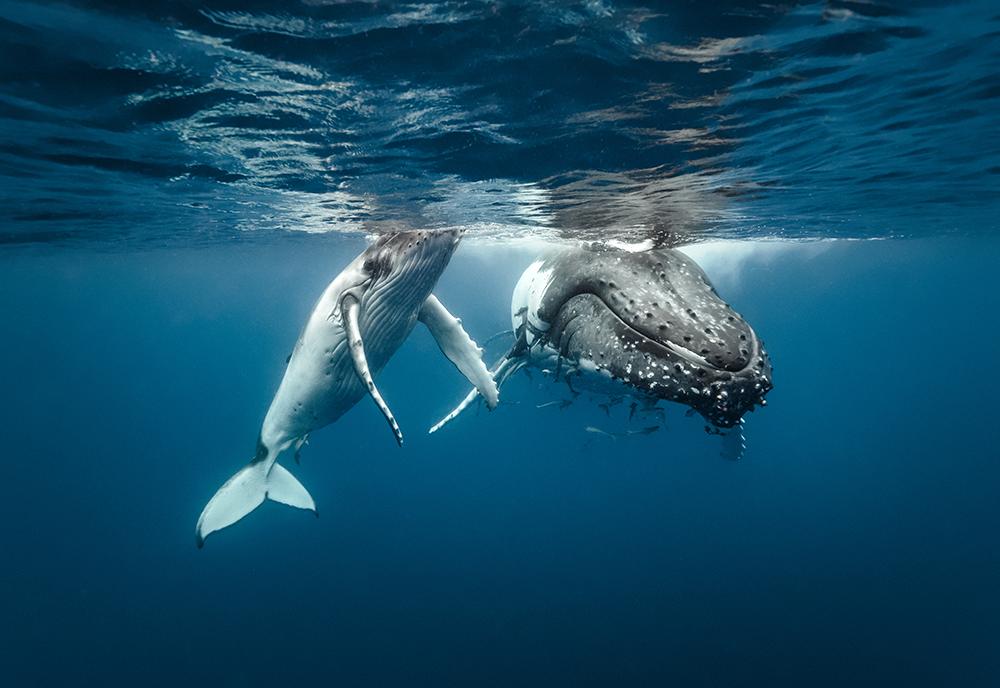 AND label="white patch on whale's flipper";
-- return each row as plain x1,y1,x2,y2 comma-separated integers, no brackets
343,295,404,446
418,294,499,409
195,460,315,548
